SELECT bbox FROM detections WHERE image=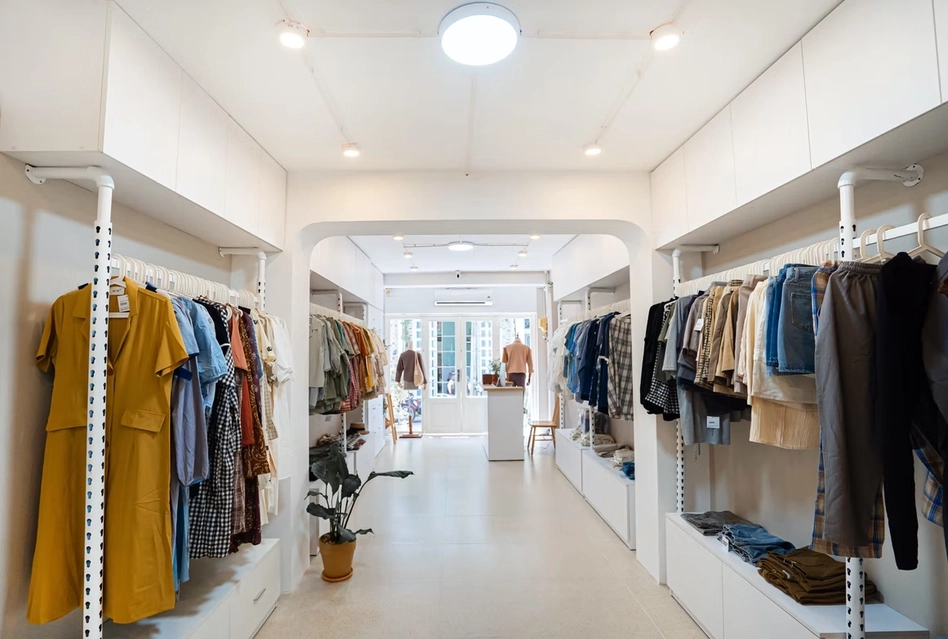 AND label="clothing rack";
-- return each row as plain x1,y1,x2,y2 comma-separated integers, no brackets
110,254,260,309
22,164,274,639
669,164,926,639
585,298,631,320
310,303,365,327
